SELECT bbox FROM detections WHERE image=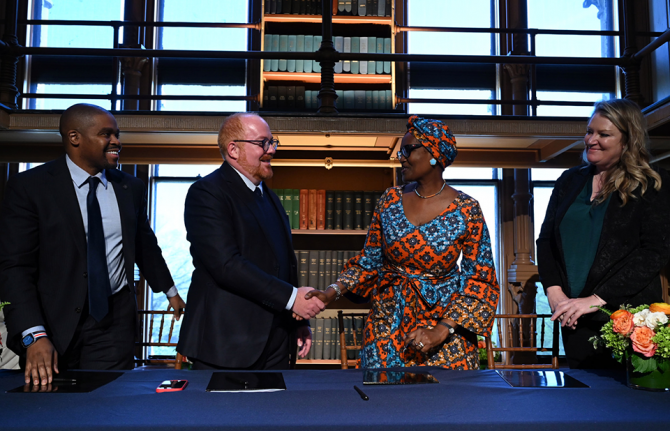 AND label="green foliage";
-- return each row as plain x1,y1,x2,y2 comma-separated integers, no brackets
657,359,670,374
631,354,657,374
652,325,670,360
597,320,630,359
0,301,9,311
